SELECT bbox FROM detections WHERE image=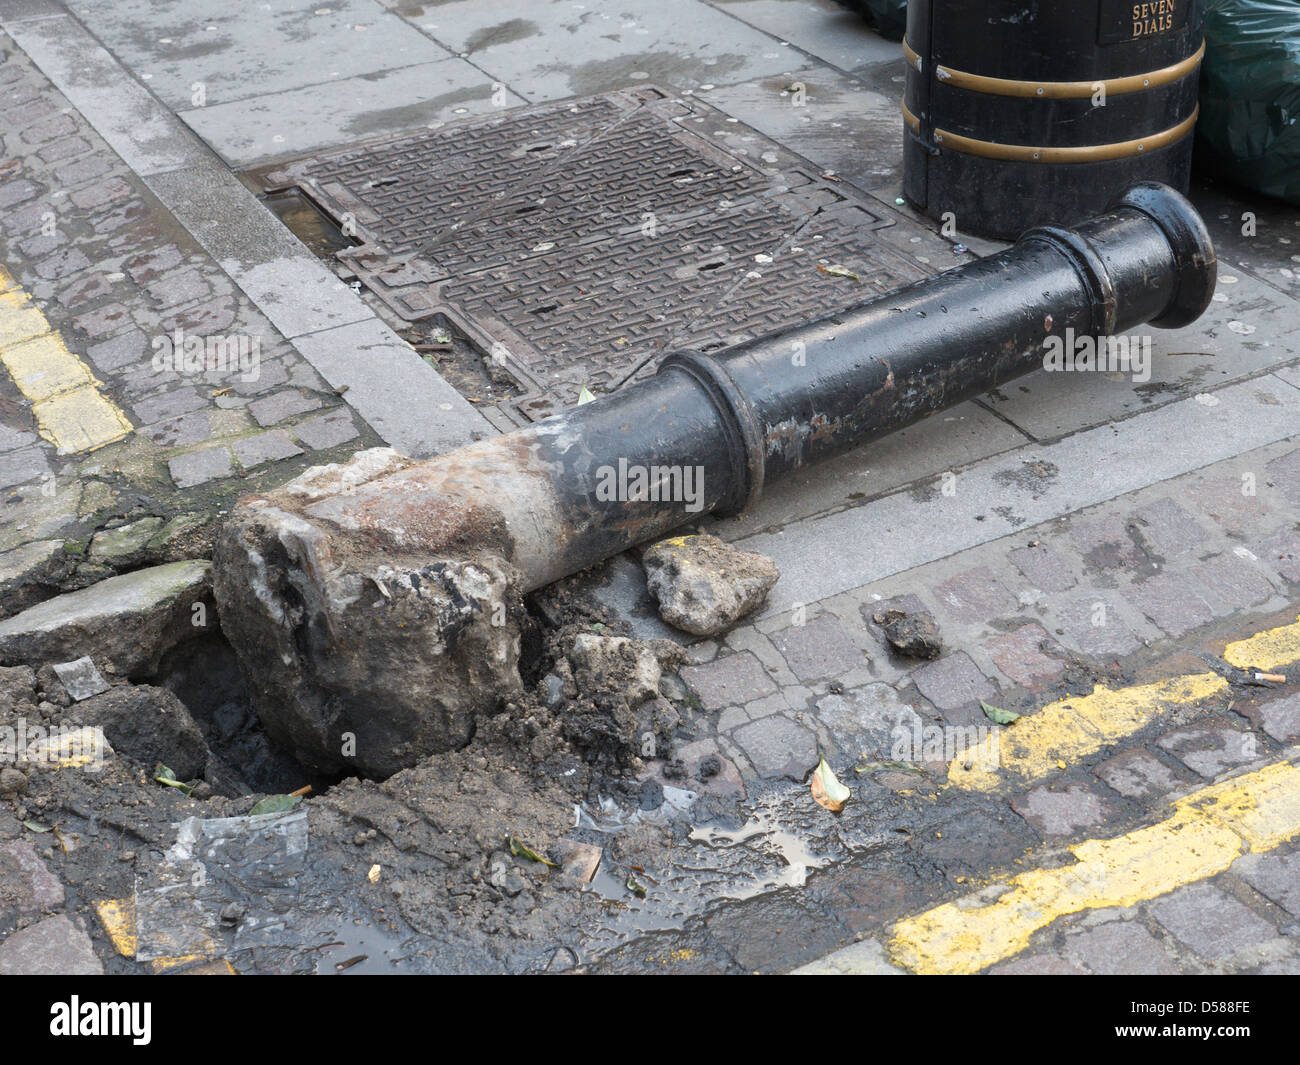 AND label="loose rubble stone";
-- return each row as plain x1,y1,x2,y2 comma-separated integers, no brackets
76,684,208,780
872,606,942,659
0,539,74,619
0,560,214,676
0,914,101,975
88,516,165,568
642,534,779,636
568,633,661,705
0,767,27,795
0,839,63,914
